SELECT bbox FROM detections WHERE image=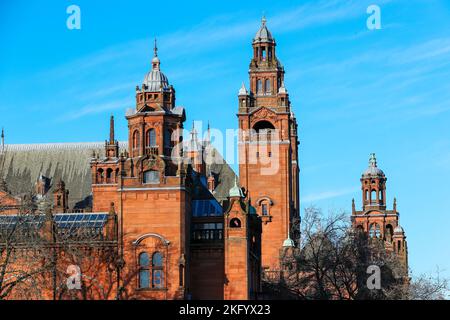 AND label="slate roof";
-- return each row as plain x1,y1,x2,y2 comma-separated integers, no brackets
1,141,237,209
